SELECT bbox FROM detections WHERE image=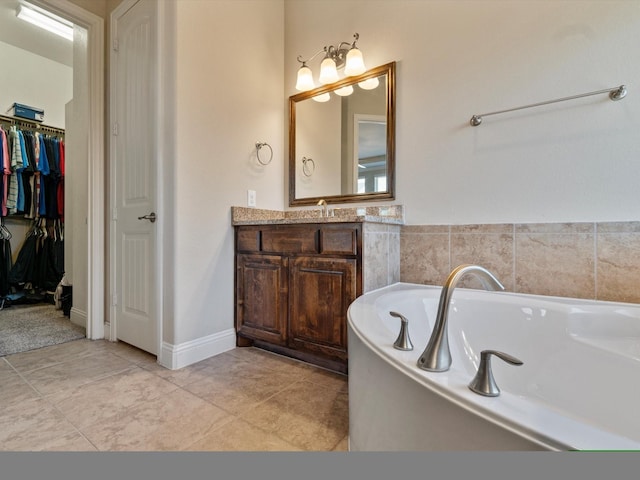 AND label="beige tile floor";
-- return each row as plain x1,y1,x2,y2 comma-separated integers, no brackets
0,339,349,451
